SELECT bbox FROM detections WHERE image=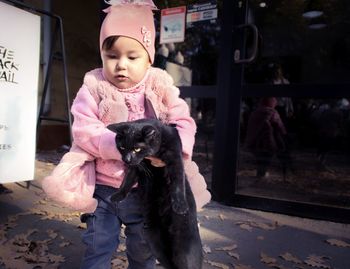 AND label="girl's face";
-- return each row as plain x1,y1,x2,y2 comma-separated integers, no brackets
101,36,151,89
